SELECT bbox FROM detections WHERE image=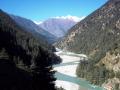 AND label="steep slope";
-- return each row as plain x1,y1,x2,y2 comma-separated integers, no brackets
56,0,120,55
55,0,120,89
39,17,79,38
11,15,57,43
0,9,61,90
